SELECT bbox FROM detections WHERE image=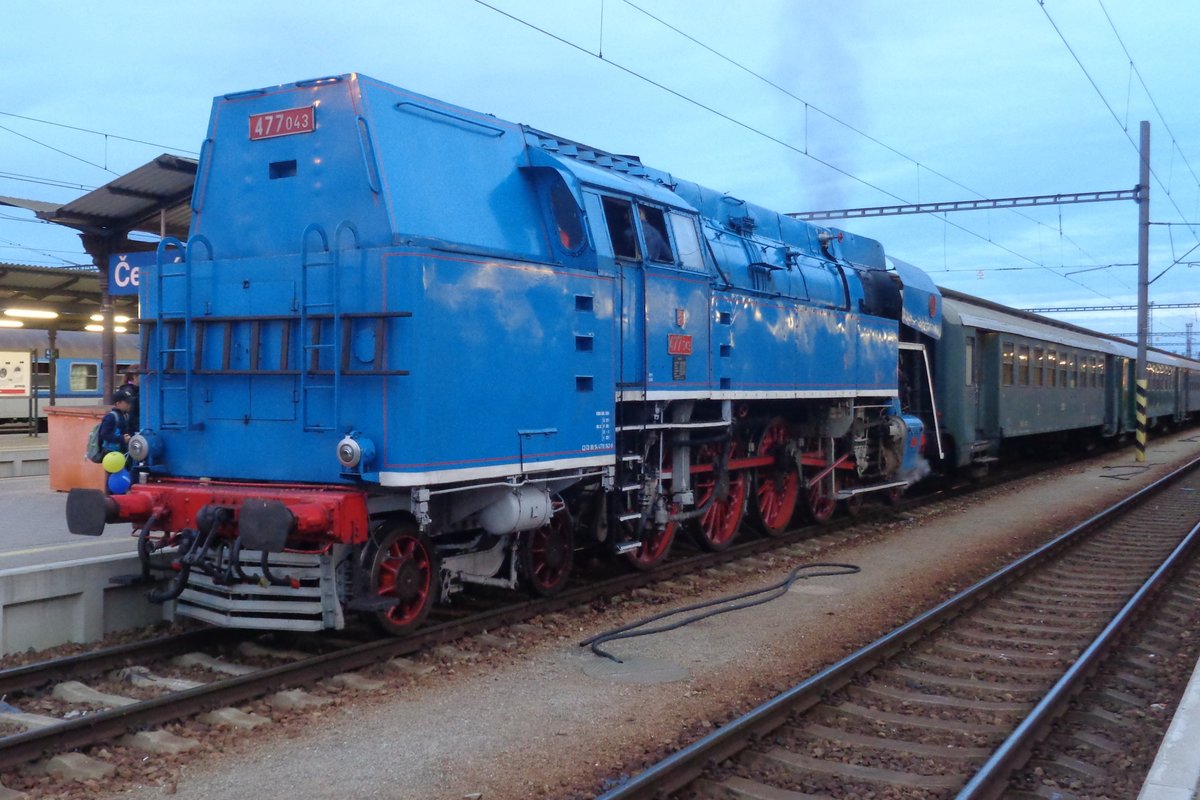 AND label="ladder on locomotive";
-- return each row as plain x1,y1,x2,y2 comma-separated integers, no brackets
146,228,411,432
149,237,197,431
298,223,411,431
